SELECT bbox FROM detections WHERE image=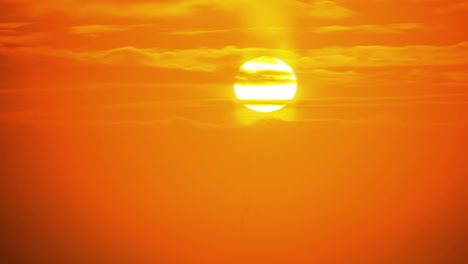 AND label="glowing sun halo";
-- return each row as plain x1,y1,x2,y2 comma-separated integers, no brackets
234,56,297,112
